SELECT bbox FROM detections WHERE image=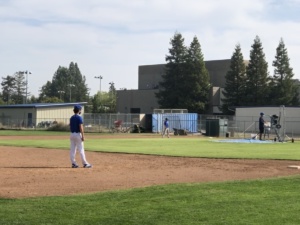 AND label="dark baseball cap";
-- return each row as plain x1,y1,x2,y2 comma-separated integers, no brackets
74,105,82,110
